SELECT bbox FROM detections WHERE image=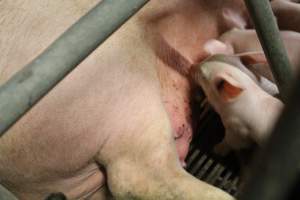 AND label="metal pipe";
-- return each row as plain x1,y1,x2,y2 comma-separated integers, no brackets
239,74,300,200
0,0,149,136
0,185,17,200
244,0,293,102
